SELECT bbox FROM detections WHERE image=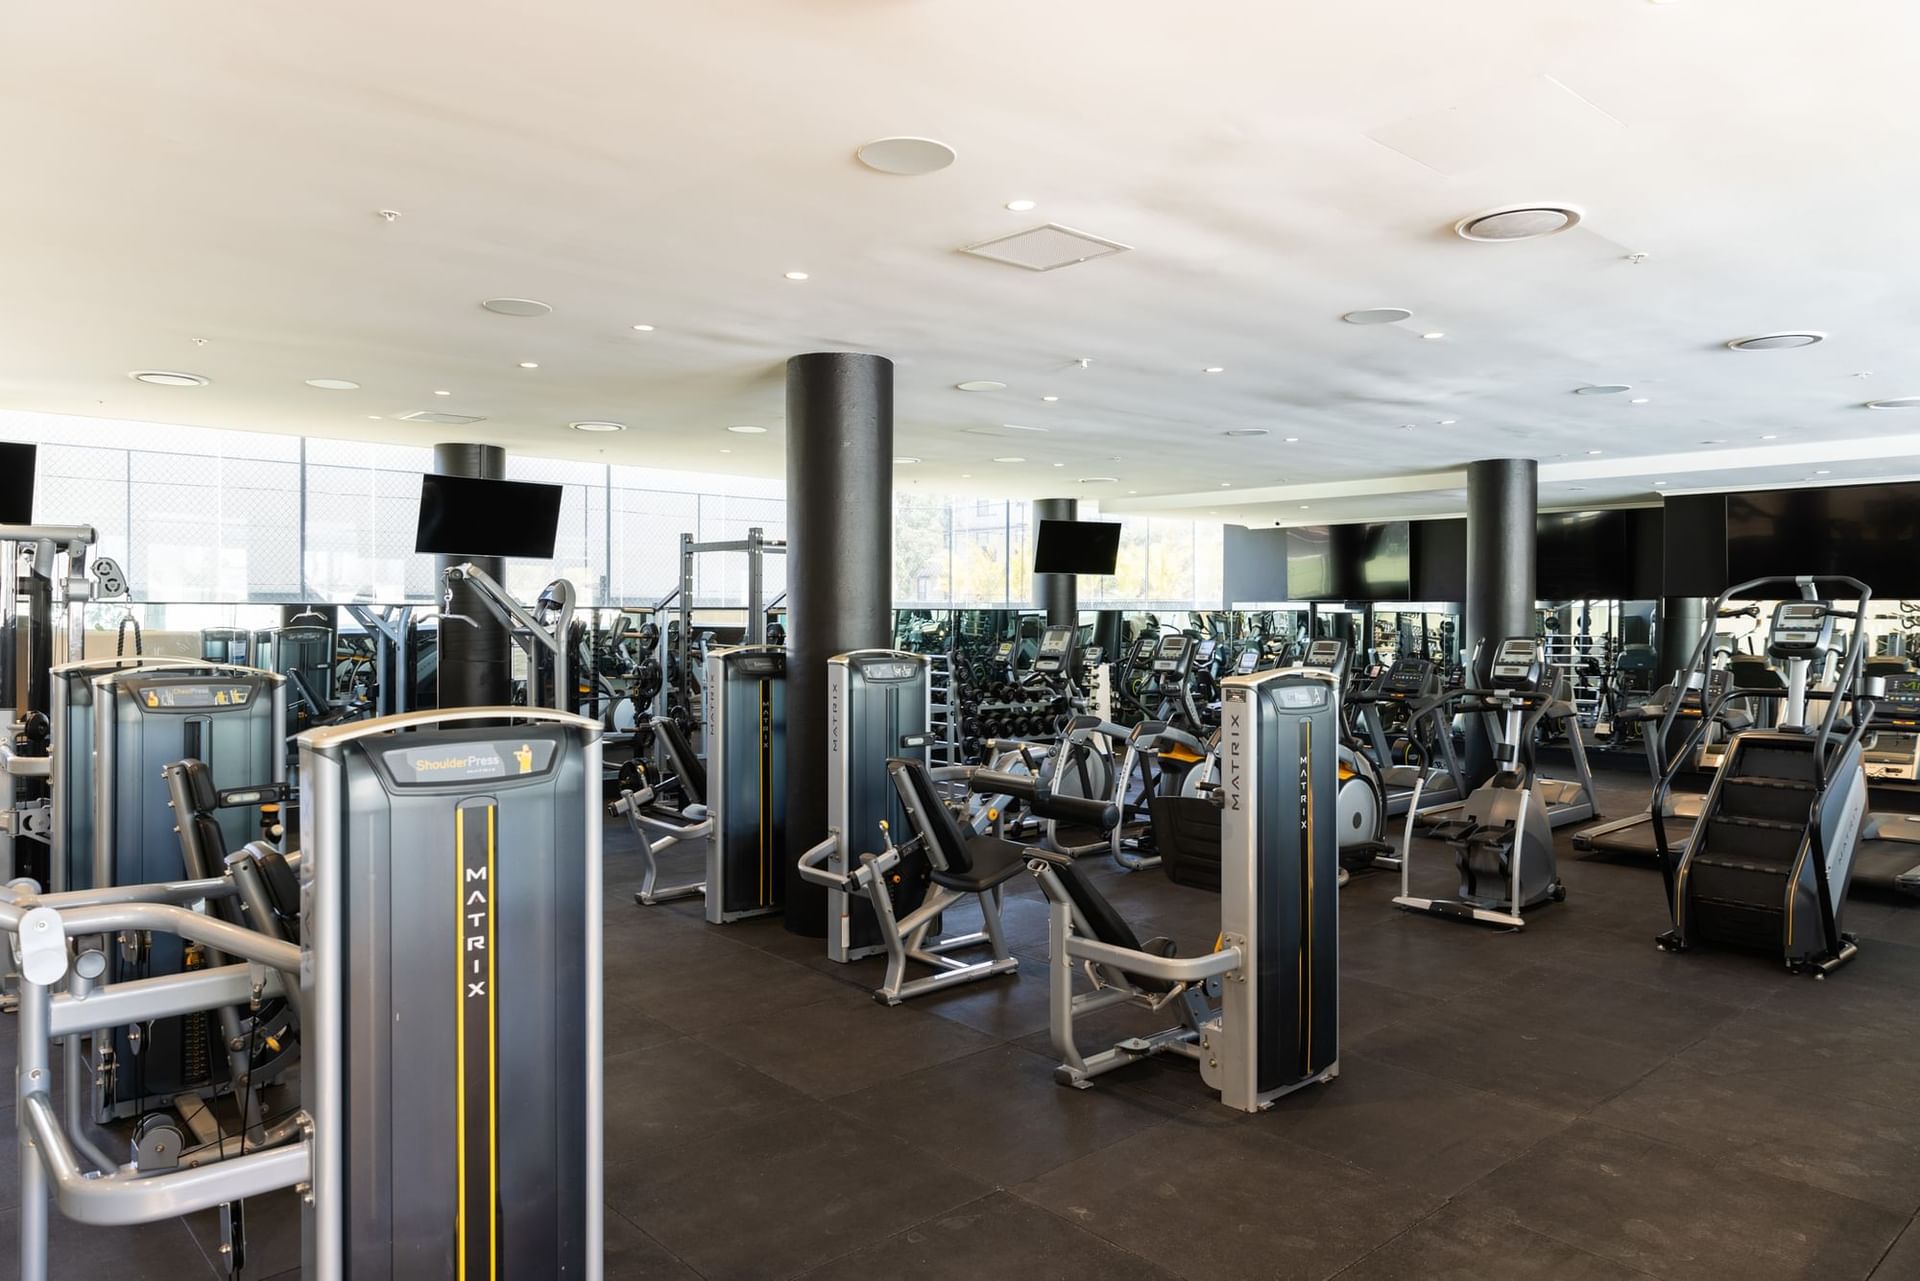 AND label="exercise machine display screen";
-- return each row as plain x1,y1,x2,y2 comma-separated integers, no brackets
1152,635,1191,673
1882,674,1920,721
1235,649,1259,676
1301,640,1345,671
1490,638,1540,687
1380,658,1429,699
1033,625,1077,674
1770,601,1835,656
1194,638,1217,666
1131,636,1158,664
